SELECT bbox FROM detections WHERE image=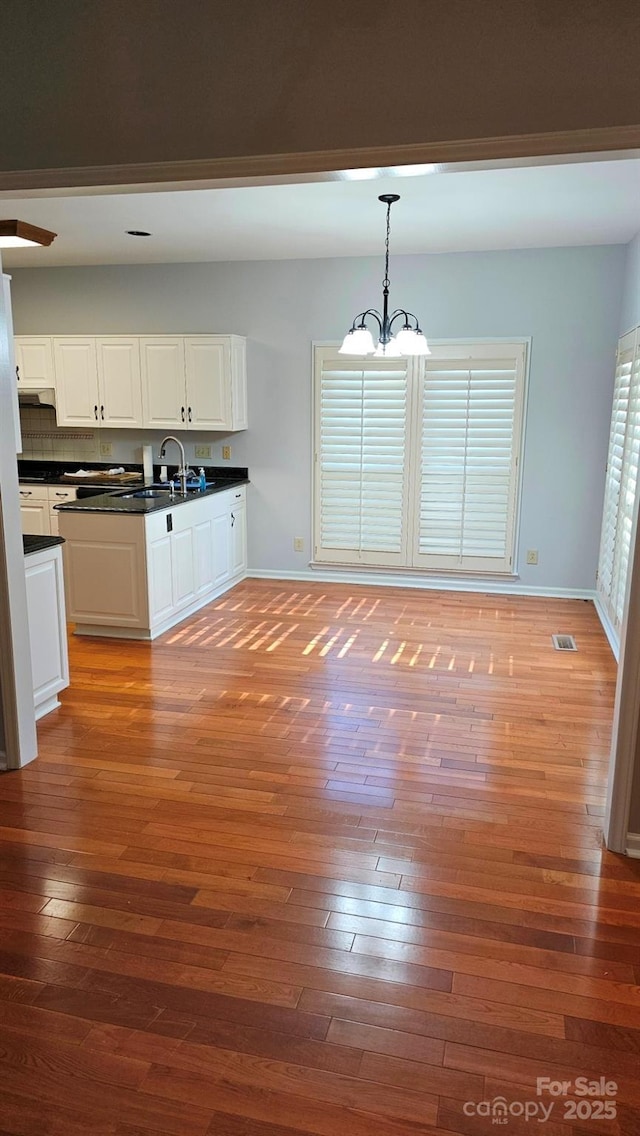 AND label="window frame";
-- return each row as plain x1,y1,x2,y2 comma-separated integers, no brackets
598,326,640,633
312,338,530,576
